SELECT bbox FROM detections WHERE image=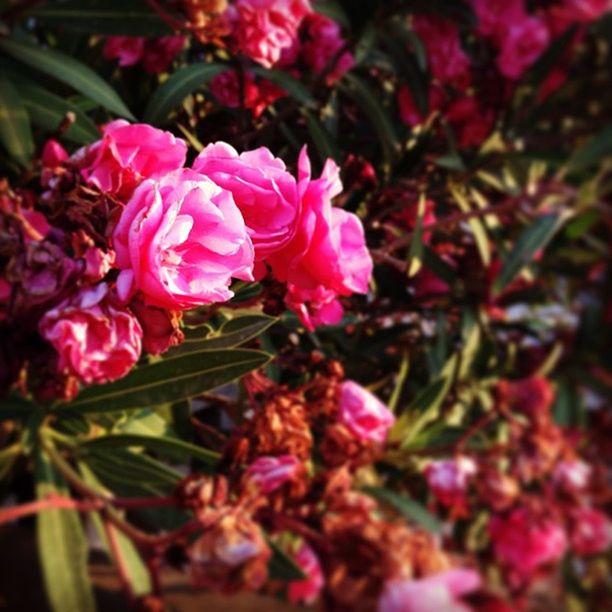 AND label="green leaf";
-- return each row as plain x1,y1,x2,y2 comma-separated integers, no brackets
79,433,219,466
35,451,96,612
31,0,173,36
0,443,21,480
15,80,99,144
313,0,350,29
251,66,316,107
143,62,226,125
267,539,306,581
302,108,340,164
0,73,33,167
176,314,277,354
339,74,400,168
567,124,612,174
363,486,442,533
407,194,427,277
0,37,134,119
0,394,36,421
494,213,566,293
62,348,271,414
451,186,490,267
